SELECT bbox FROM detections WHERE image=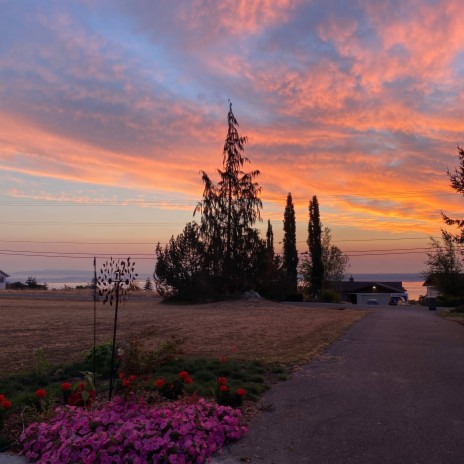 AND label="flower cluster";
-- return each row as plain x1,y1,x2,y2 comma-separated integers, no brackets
21,396,247,463
216,377,246,407
154,370,194,400
61,380,95,410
